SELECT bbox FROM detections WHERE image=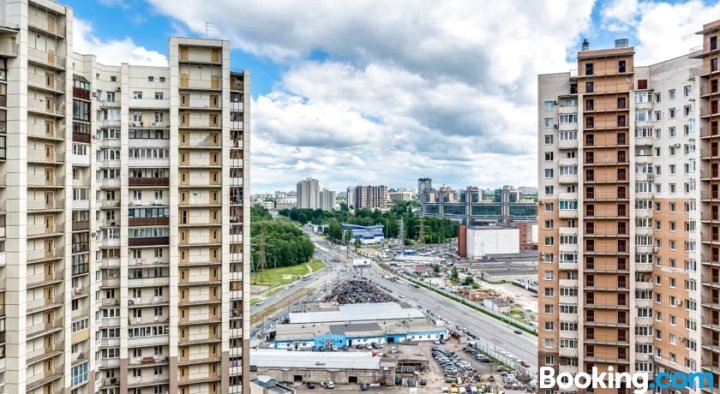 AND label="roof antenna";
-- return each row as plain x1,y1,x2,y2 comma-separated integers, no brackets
581,38,590,51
